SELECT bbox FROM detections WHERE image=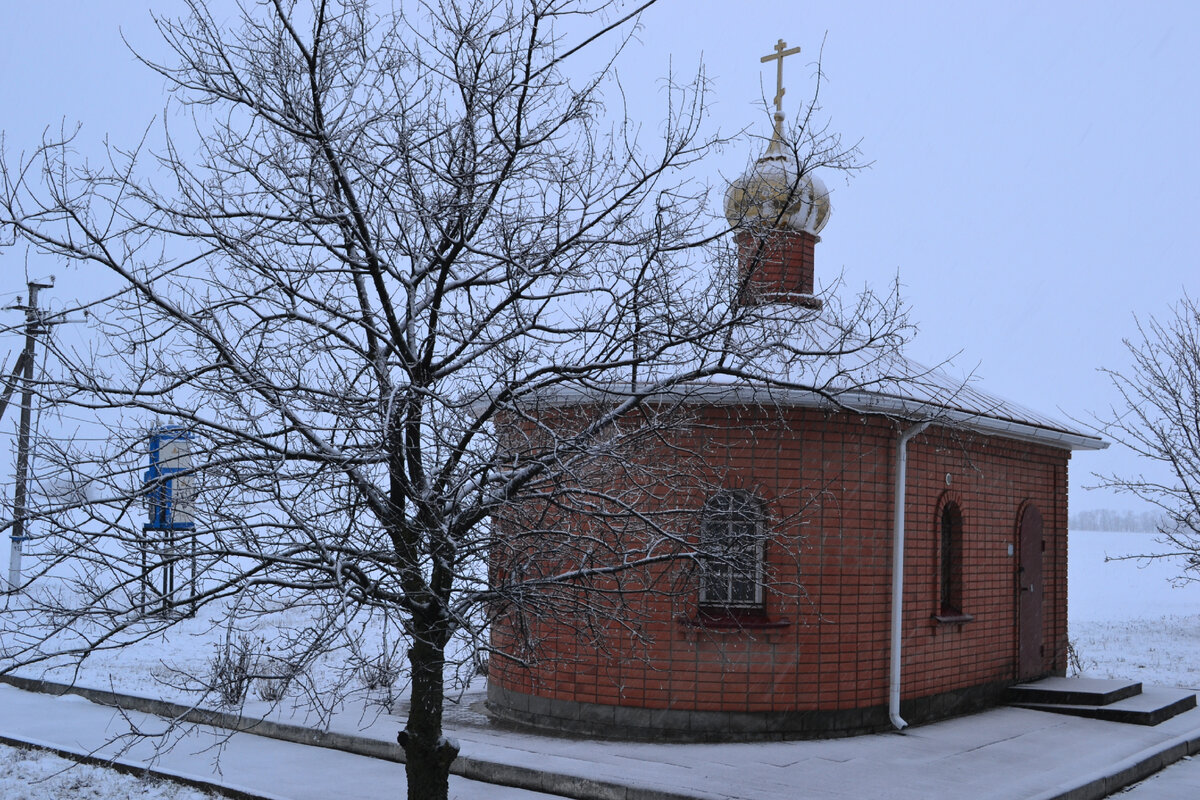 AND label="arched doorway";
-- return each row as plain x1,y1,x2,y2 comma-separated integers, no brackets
1018,504,1044,680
